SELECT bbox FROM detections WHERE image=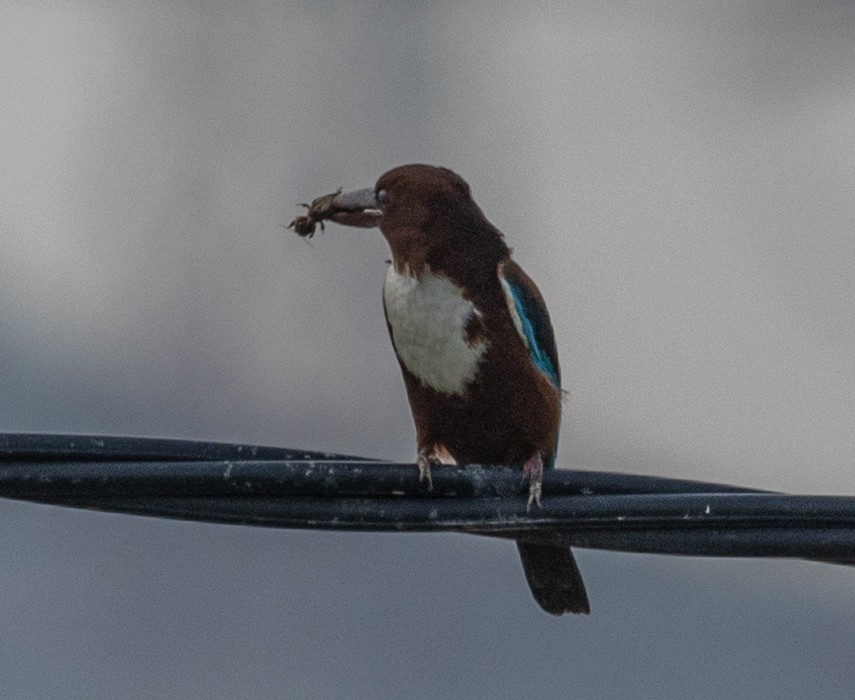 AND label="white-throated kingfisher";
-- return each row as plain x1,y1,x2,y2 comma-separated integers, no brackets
299,164,590,615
